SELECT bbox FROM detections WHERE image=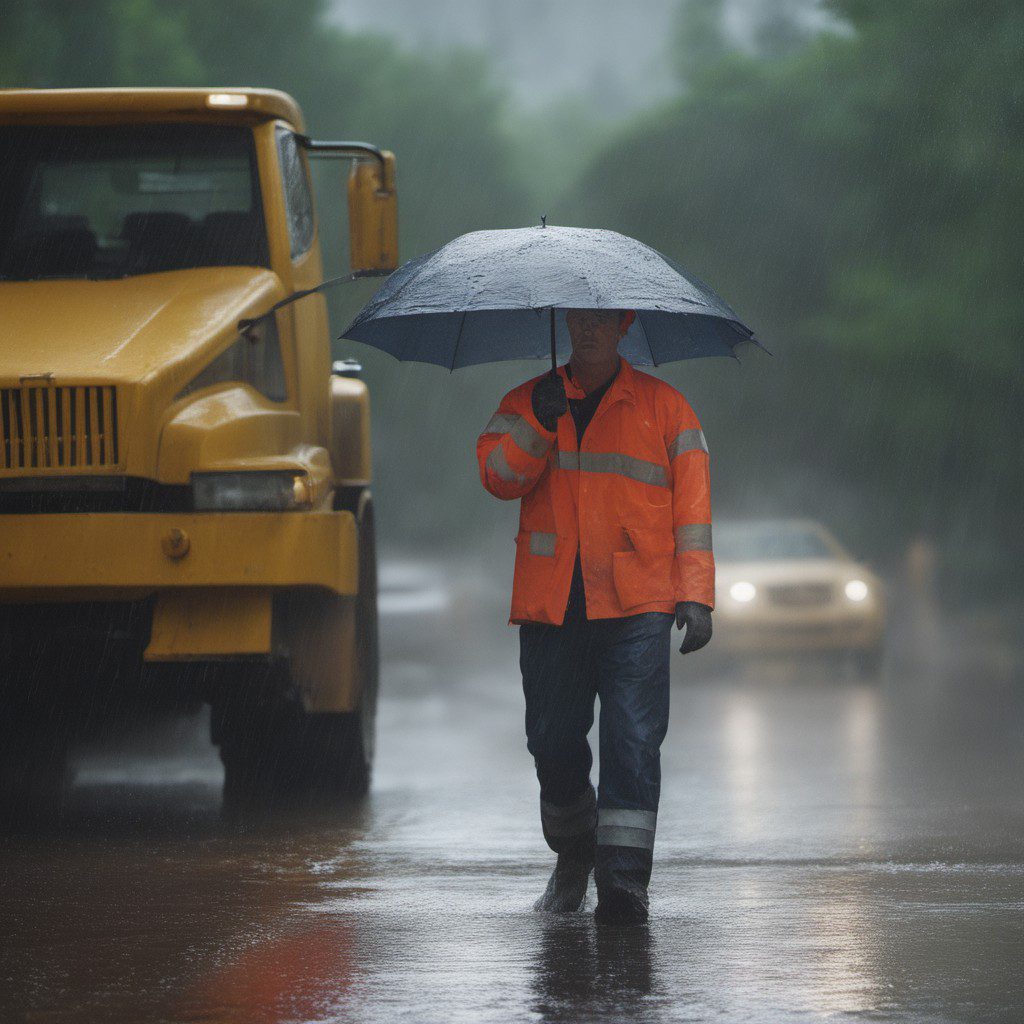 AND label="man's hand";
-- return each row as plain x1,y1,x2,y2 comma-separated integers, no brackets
676,601,713,654
531,373,567,432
